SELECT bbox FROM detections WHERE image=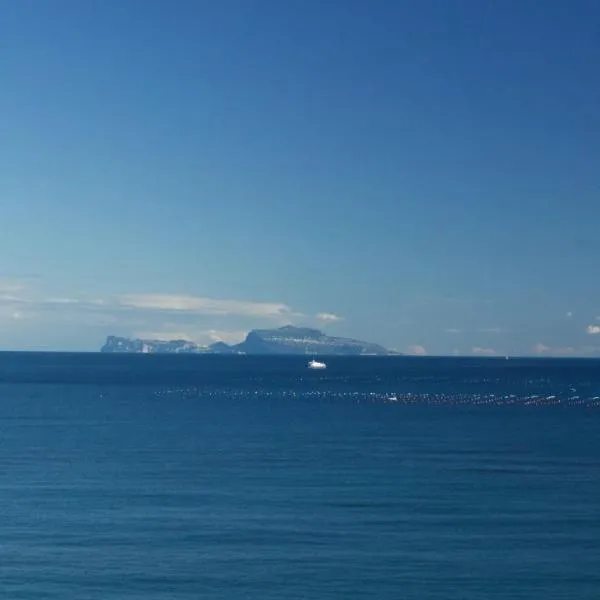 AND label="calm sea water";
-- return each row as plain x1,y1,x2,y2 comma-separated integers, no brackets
0,353,599,599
